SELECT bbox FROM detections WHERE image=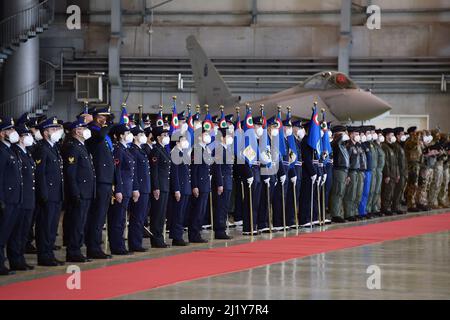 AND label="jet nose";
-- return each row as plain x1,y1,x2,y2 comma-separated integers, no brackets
324,90,392,121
